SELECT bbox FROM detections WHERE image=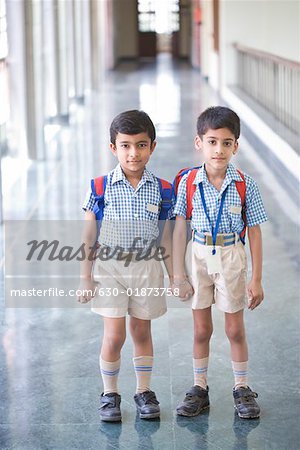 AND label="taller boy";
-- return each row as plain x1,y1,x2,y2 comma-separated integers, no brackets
79,110,173,422
173,106,267,419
